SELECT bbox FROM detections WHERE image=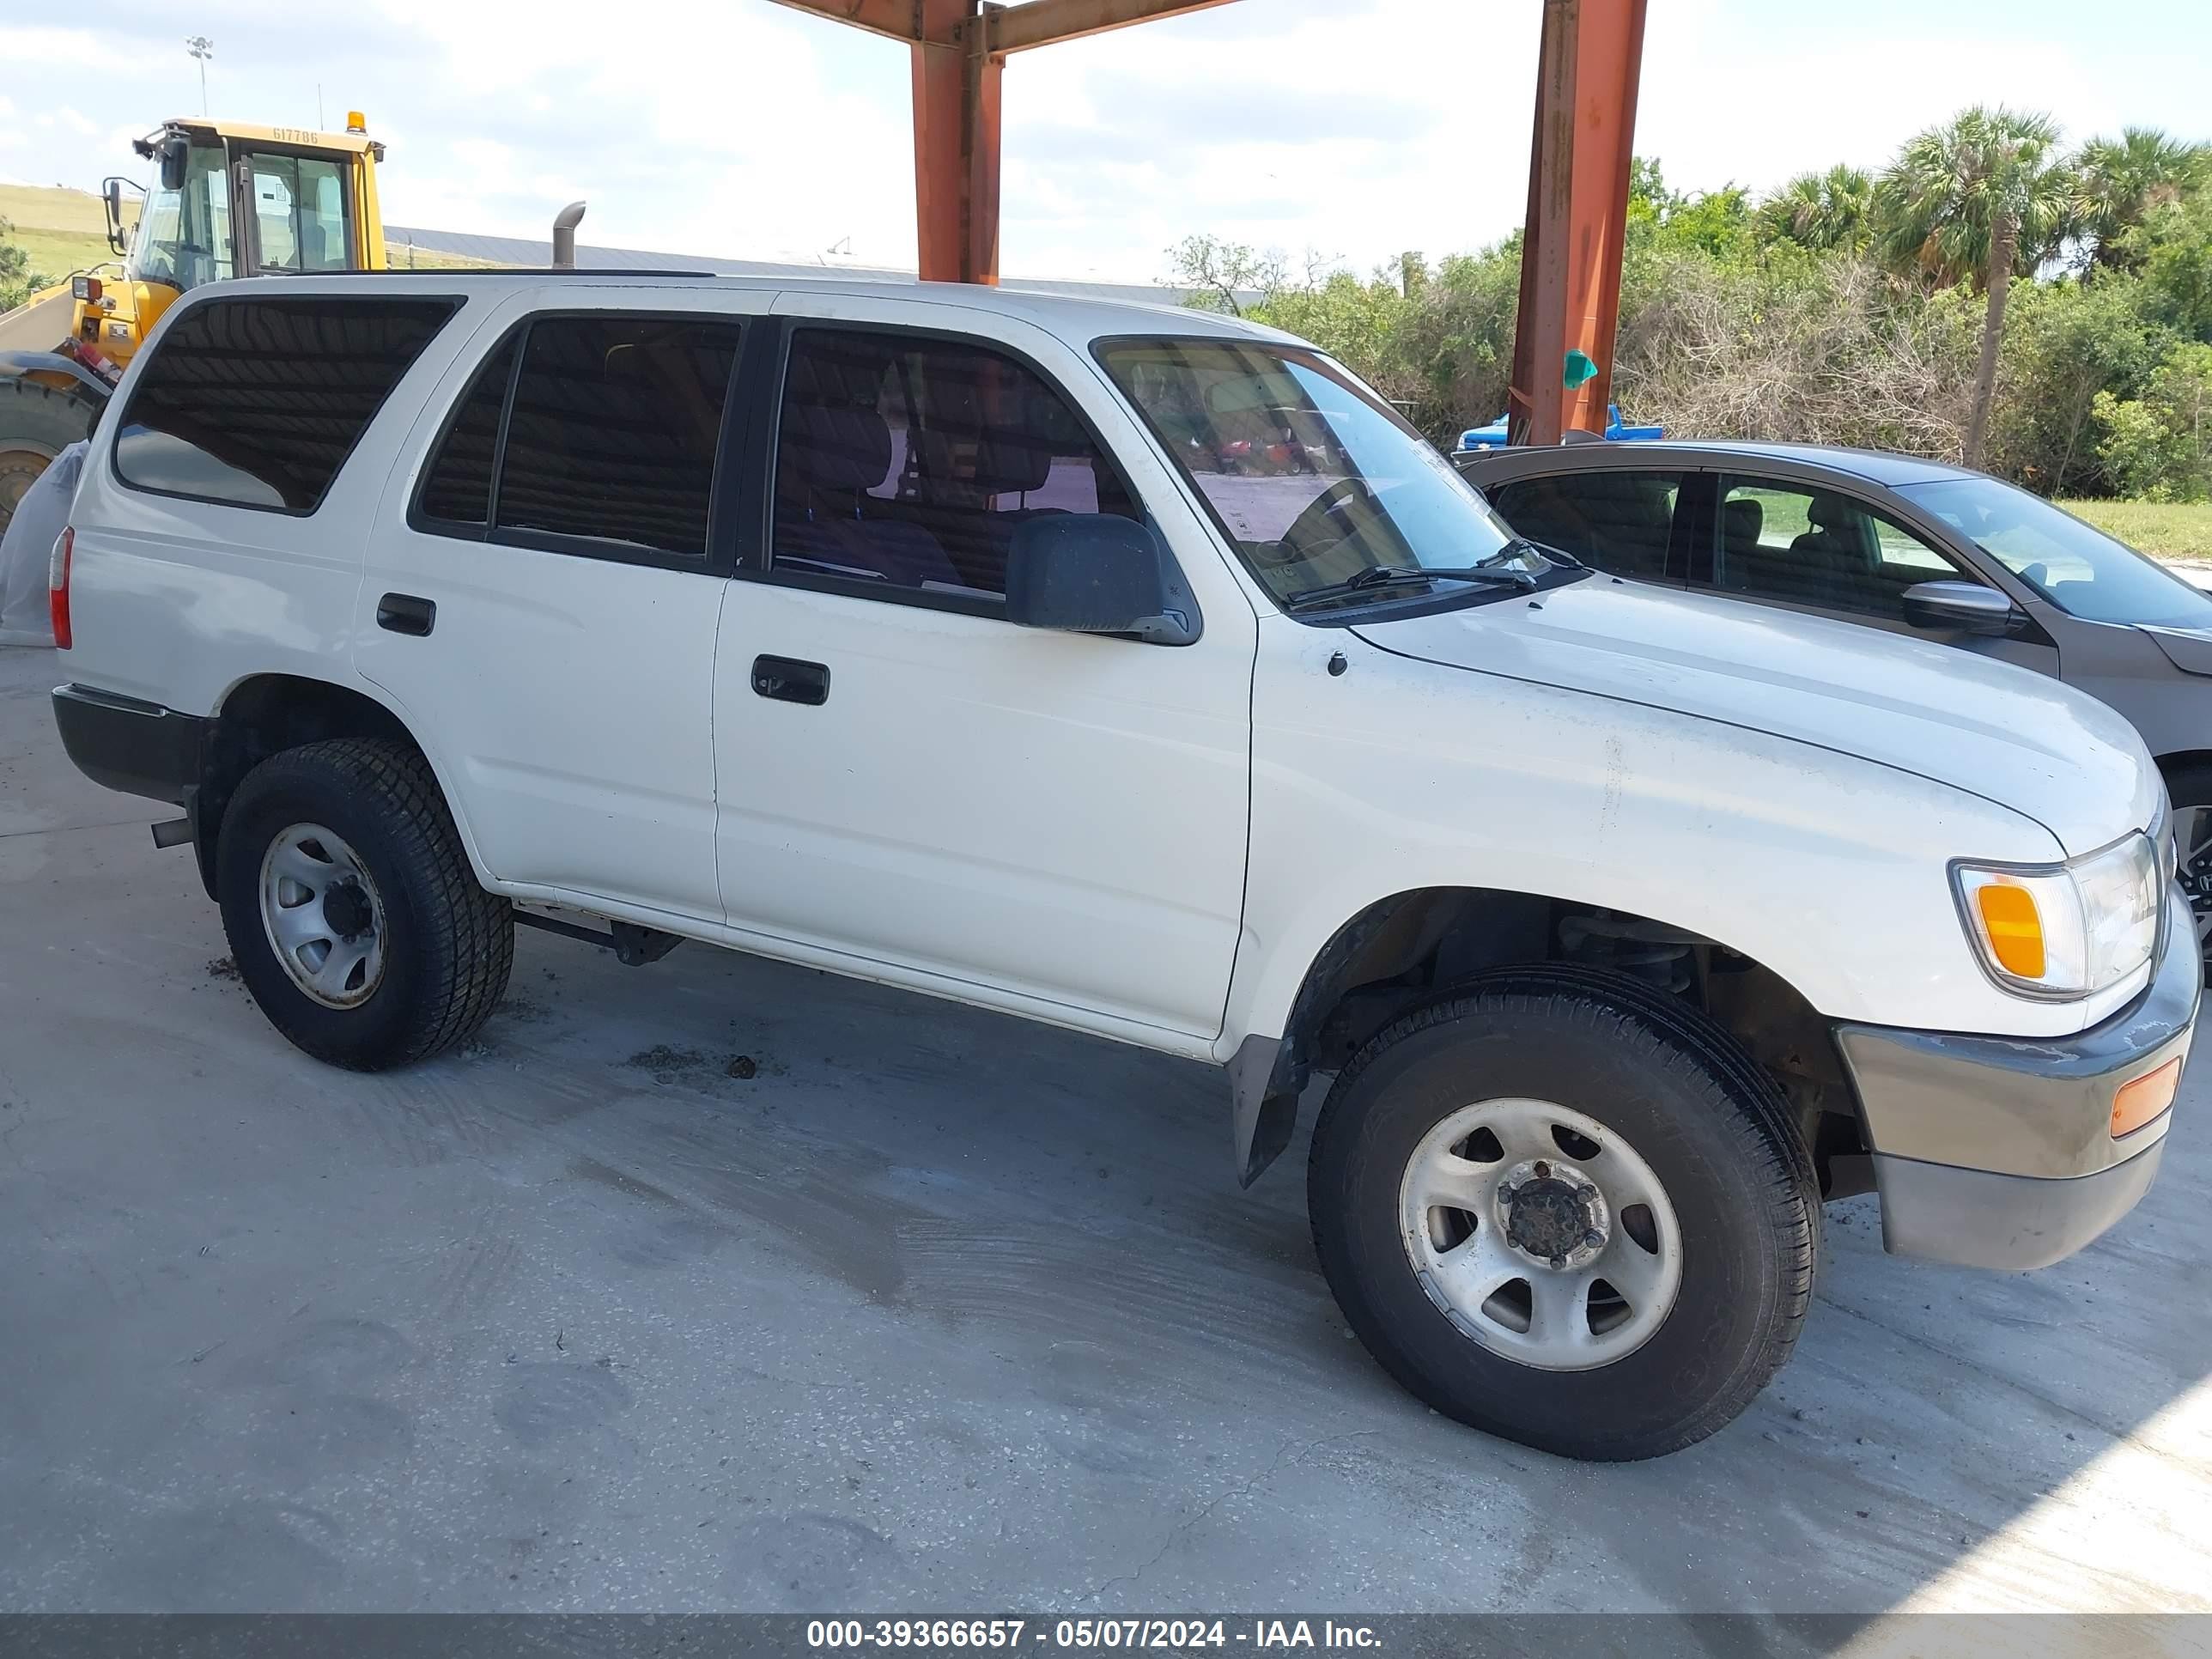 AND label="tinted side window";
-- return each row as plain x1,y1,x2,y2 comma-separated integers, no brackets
1488,470,1682,581
416,337,517,528
773,327,1138,599
1714,478,1968,621
115,296,460,512
495,316,743,559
